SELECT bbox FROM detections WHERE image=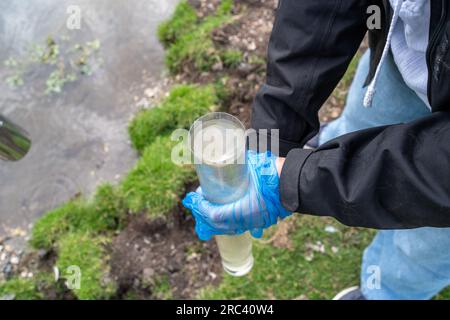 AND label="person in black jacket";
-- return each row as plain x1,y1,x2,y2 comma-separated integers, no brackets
183,0,450,299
